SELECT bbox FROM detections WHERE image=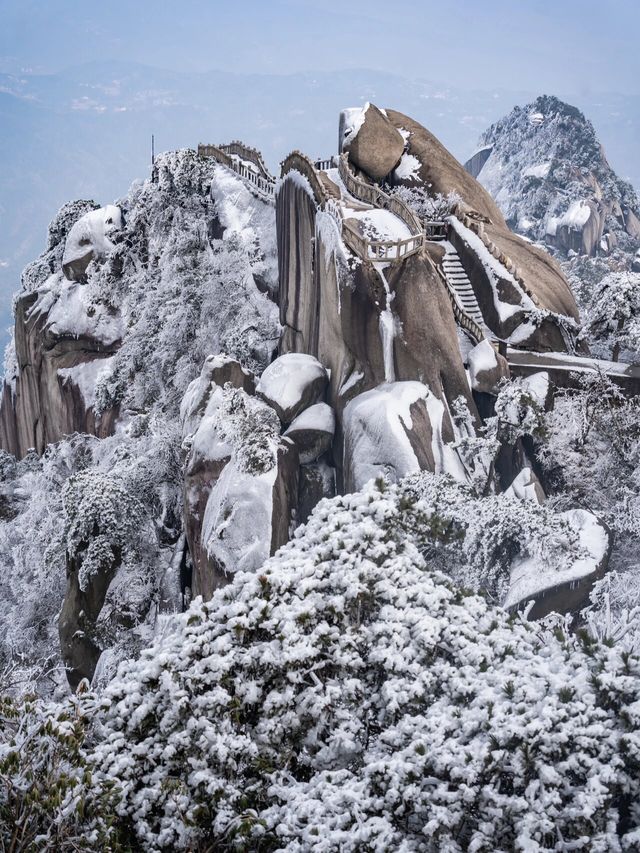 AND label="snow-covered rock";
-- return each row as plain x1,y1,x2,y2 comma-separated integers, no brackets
62,204,122,281
341,102,404,182
284,402,335,464
343,382,467,492
468,339,509,394
256,353,329,424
